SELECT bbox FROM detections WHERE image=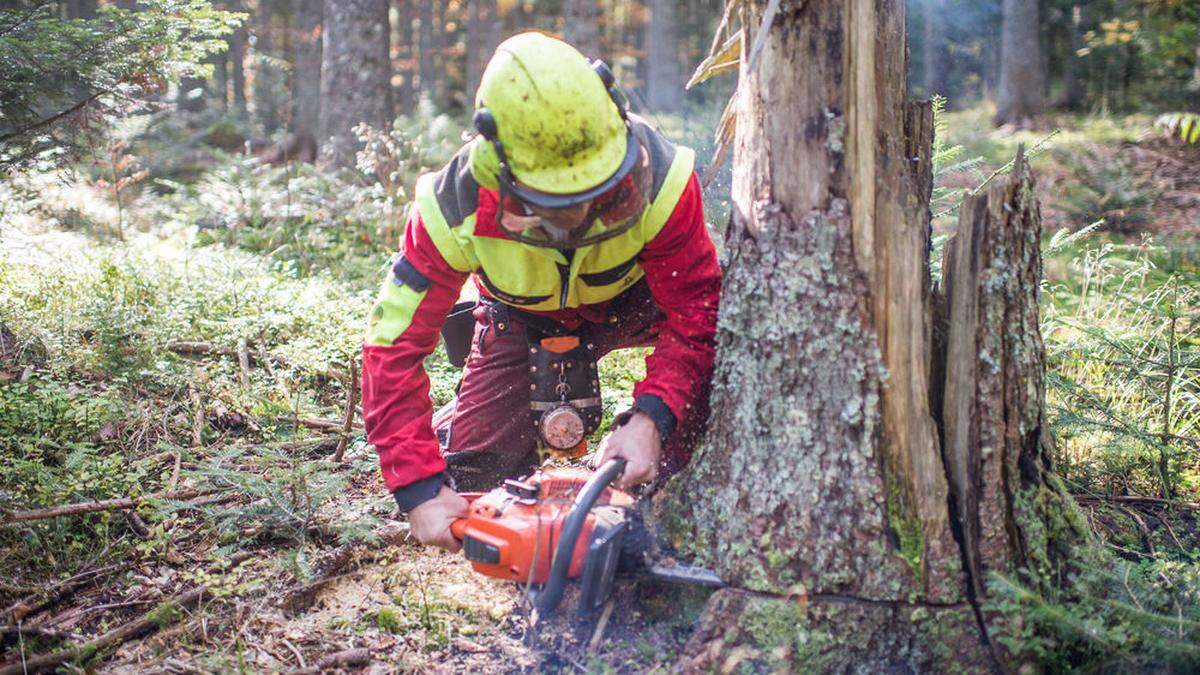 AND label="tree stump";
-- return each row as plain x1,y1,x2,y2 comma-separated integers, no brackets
653,1,1092,670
